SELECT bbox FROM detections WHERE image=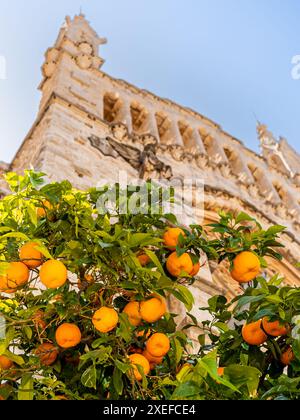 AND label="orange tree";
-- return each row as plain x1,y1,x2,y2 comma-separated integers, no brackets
0,170,299,400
